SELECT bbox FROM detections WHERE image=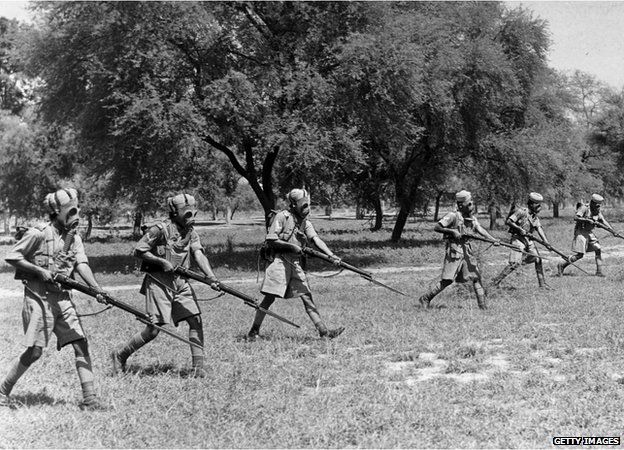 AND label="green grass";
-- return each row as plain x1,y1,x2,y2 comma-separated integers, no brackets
2,214,624,447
